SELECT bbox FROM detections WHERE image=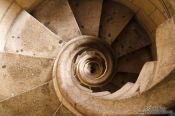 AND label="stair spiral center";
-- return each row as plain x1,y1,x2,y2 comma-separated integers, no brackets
75,49,109,86
53,36,116,112
54,36,116,88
